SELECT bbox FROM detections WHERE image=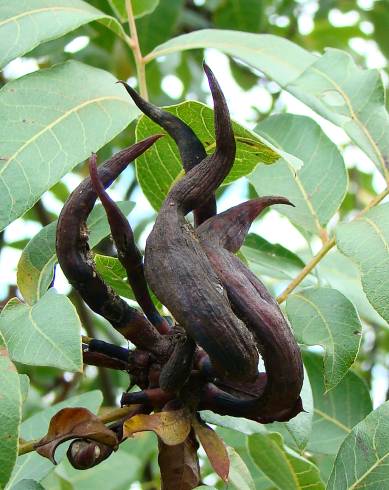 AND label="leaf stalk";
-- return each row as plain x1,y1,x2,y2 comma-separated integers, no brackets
276,186,389,304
